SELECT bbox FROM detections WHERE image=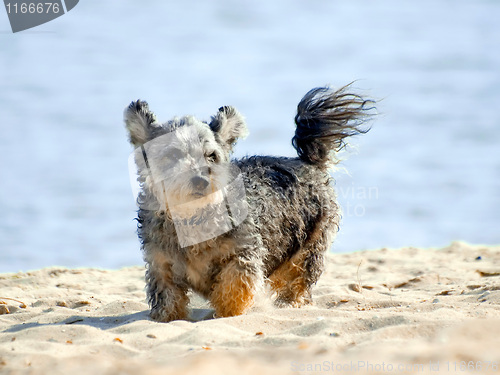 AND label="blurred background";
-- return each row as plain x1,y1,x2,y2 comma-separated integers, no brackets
1,1,499,272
